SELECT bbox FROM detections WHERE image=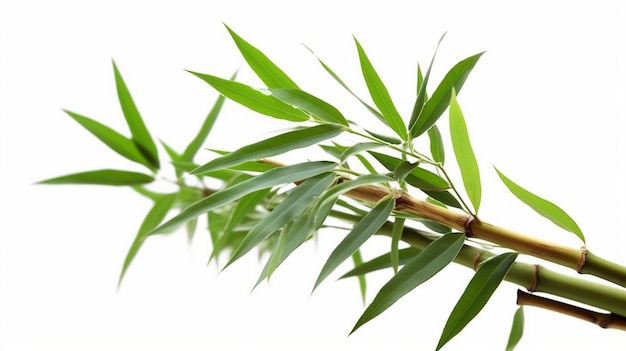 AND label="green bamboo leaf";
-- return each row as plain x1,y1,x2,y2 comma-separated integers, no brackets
363,129,402,145
340,247,422,278
411,52,484,138
449,90,481,213
494,168,586,244
339,142,384,163
351,249,367,304
188,71,309,122
390,217,406,273
428,125,445,164
191,124,344,174
317,174,393,209
423,190,462,209
64,110,154,170
118,193,177,286
354,38,408,140
38,169,154,186
351,233,465,334
313,196,395,291
225,25,298,89
506,306,525,351
269,88,348,125
227,172,336,267
393,161,419,182
409,33,445,131
112,61,160,169
436,252,518,350
151,161,336,235
368,151,450,190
